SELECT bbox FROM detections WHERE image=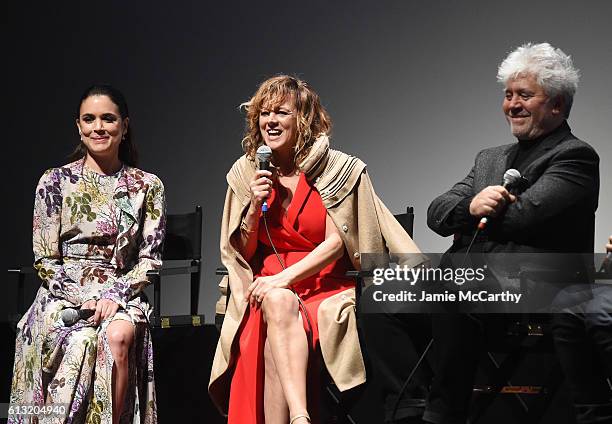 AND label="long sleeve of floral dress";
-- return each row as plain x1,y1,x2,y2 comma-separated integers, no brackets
33,168,86,306
98,177,166,309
